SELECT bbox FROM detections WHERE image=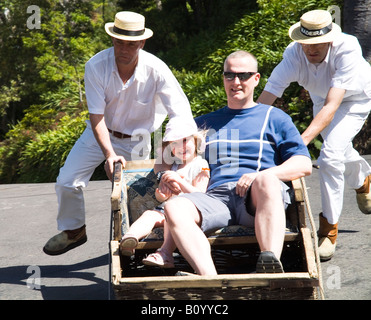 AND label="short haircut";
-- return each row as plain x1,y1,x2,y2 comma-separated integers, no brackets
224,50,258,72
